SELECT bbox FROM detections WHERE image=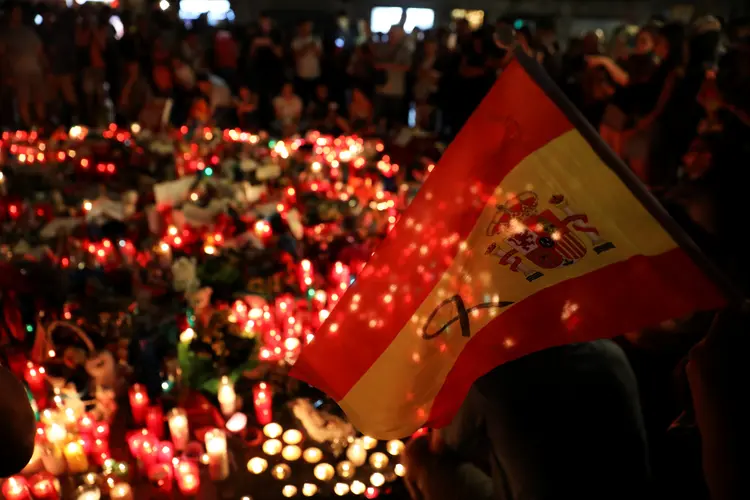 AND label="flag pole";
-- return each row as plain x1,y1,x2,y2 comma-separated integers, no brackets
501,36,743,306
